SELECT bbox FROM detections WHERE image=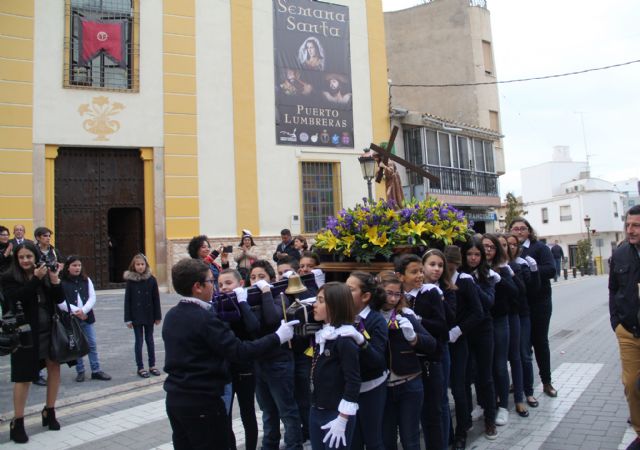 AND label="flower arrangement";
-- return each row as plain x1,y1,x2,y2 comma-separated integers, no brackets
314,197,473,263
